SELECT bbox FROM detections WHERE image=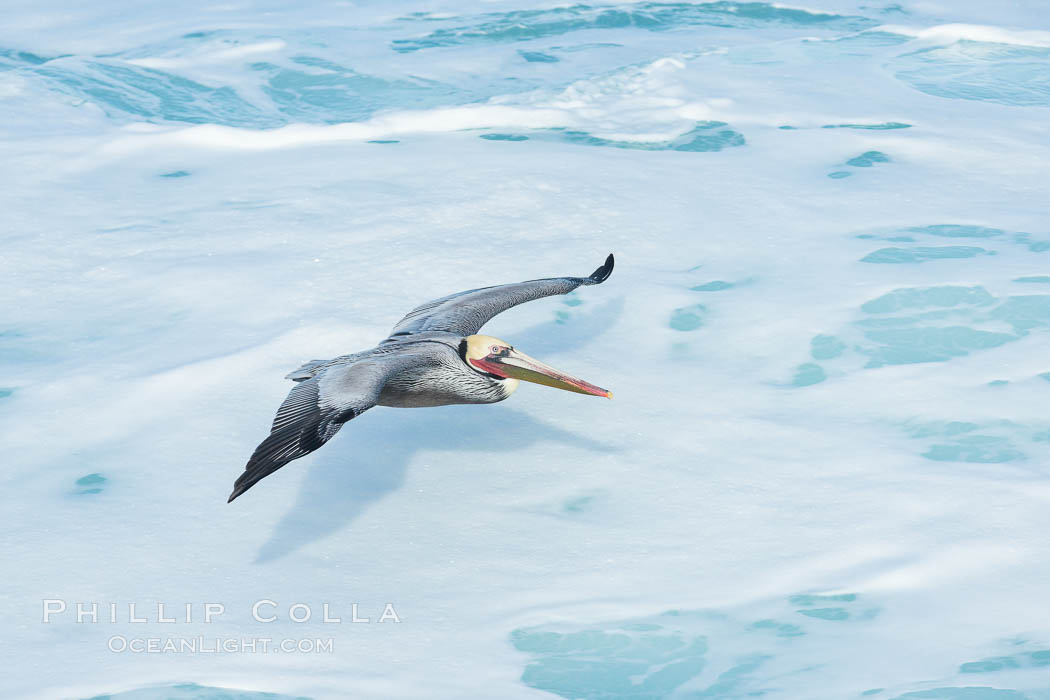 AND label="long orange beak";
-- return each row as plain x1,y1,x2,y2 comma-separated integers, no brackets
472,348,612,398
